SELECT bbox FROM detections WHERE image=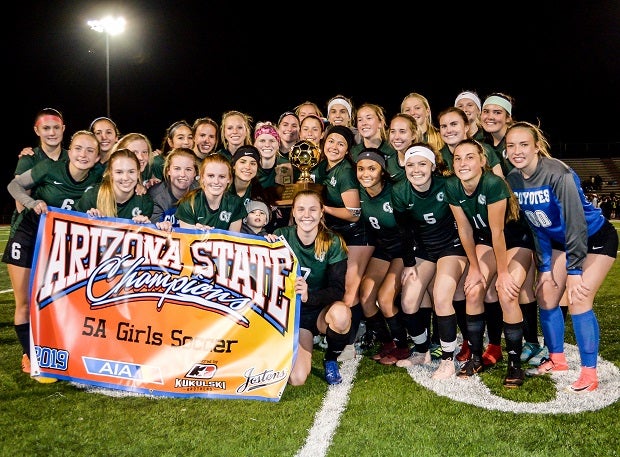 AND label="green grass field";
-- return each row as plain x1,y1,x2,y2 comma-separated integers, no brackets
0,223,619,457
